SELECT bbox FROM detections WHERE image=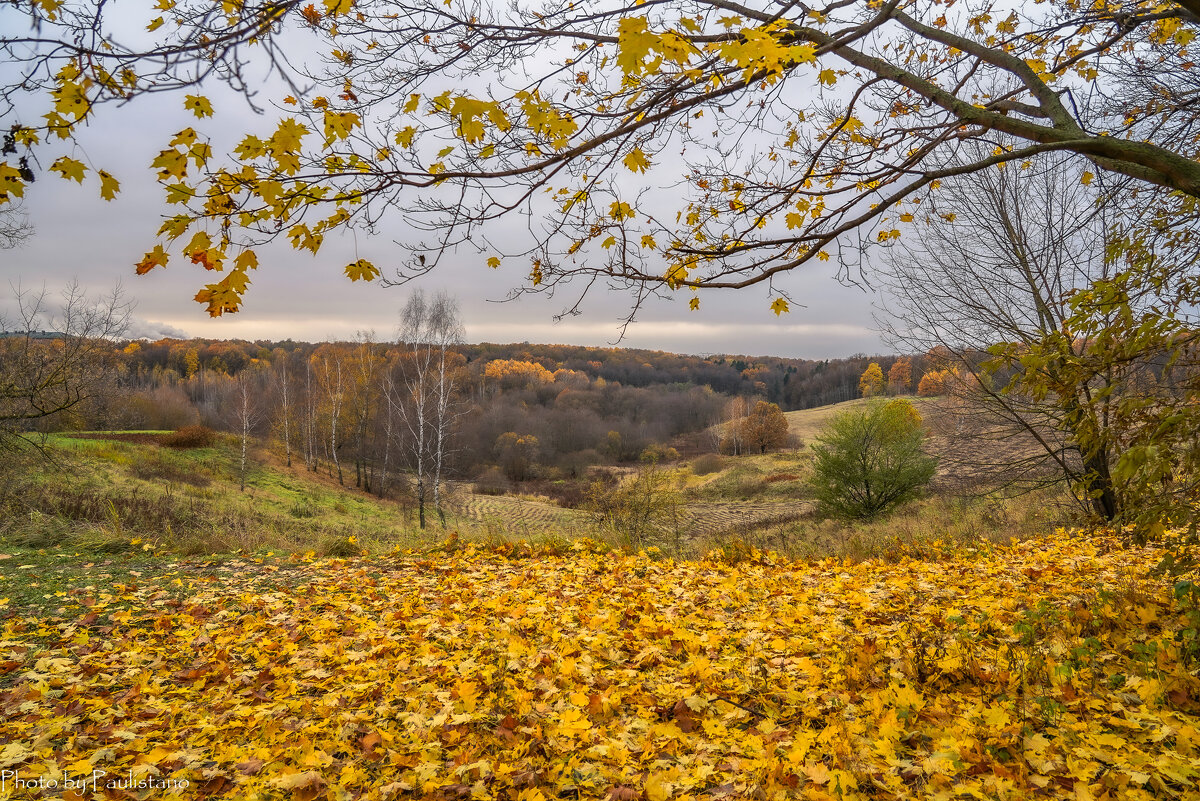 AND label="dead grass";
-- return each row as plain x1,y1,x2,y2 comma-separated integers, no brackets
690,486,1080,562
